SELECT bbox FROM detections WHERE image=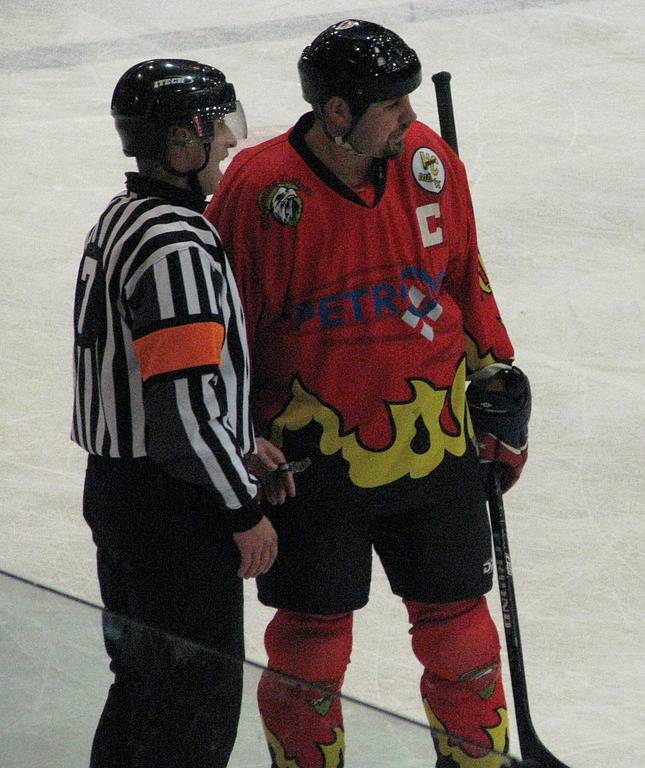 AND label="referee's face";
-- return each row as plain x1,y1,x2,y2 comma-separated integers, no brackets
200,119,237,195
